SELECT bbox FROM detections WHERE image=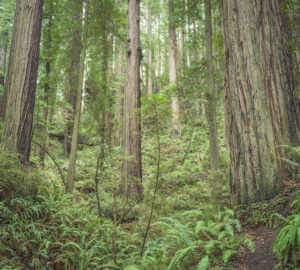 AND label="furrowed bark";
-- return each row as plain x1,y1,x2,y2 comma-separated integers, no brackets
221,0,300,204
2,0,44,165
205,0,219,170
168,0,181,136
121,0,143,202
